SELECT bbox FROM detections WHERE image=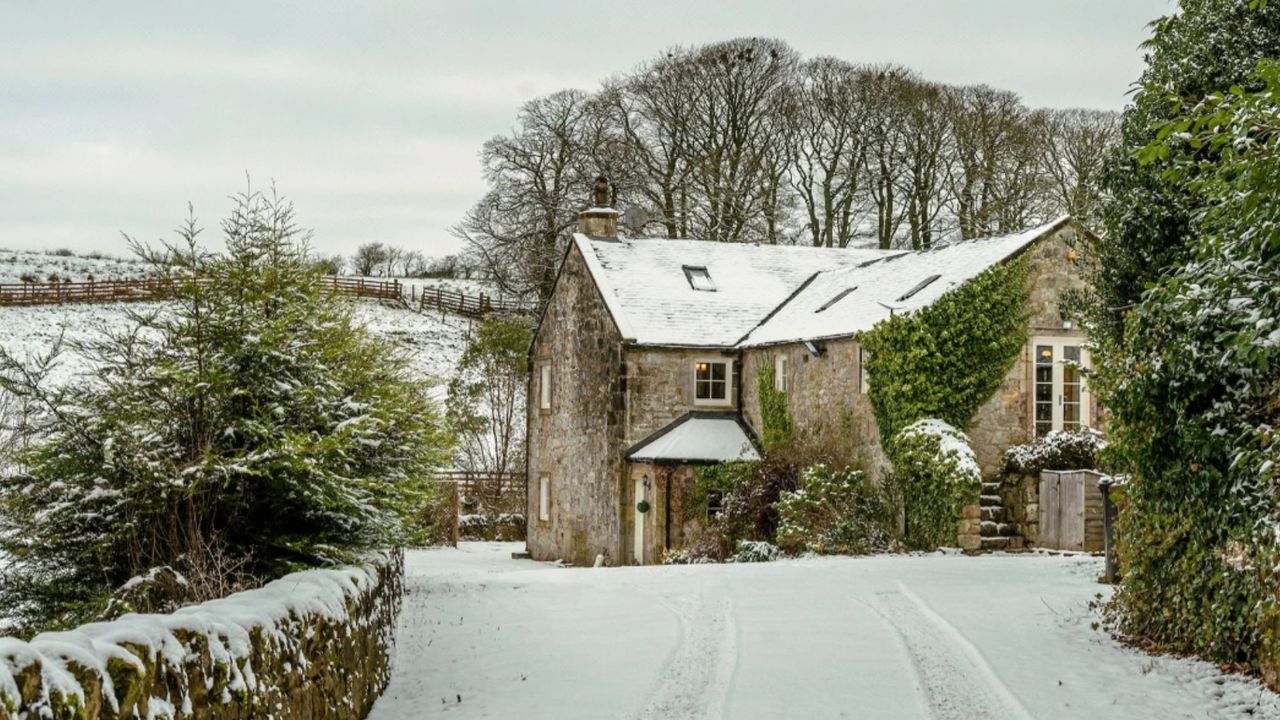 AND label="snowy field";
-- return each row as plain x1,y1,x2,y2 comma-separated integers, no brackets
369,544,1280,720
0,300,473,391
0,249,147,284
